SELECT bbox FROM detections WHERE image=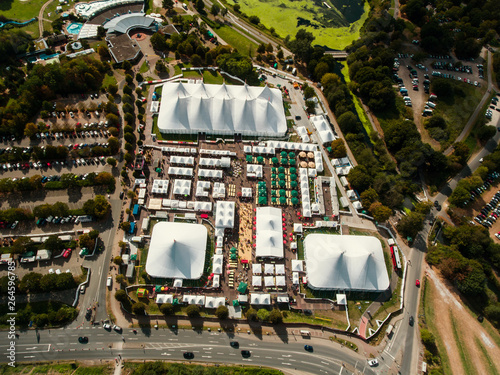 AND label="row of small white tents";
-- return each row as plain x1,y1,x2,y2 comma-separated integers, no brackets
252,263,286,275
252,275,286,287
155,294,225,308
